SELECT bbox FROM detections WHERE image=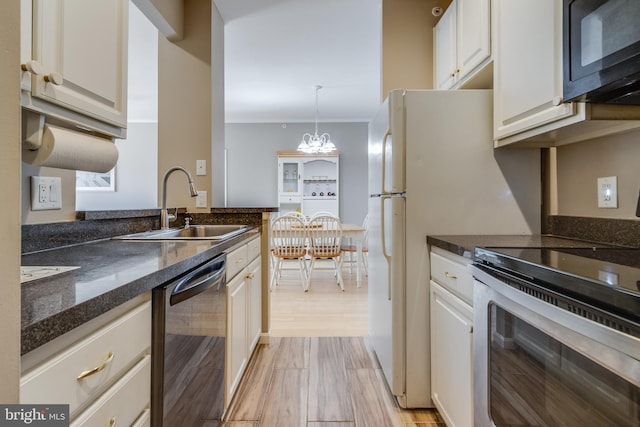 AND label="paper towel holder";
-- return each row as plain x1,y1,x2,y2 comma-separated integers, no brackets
22,110,45,150
22,110,116,150
22,110,119,173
